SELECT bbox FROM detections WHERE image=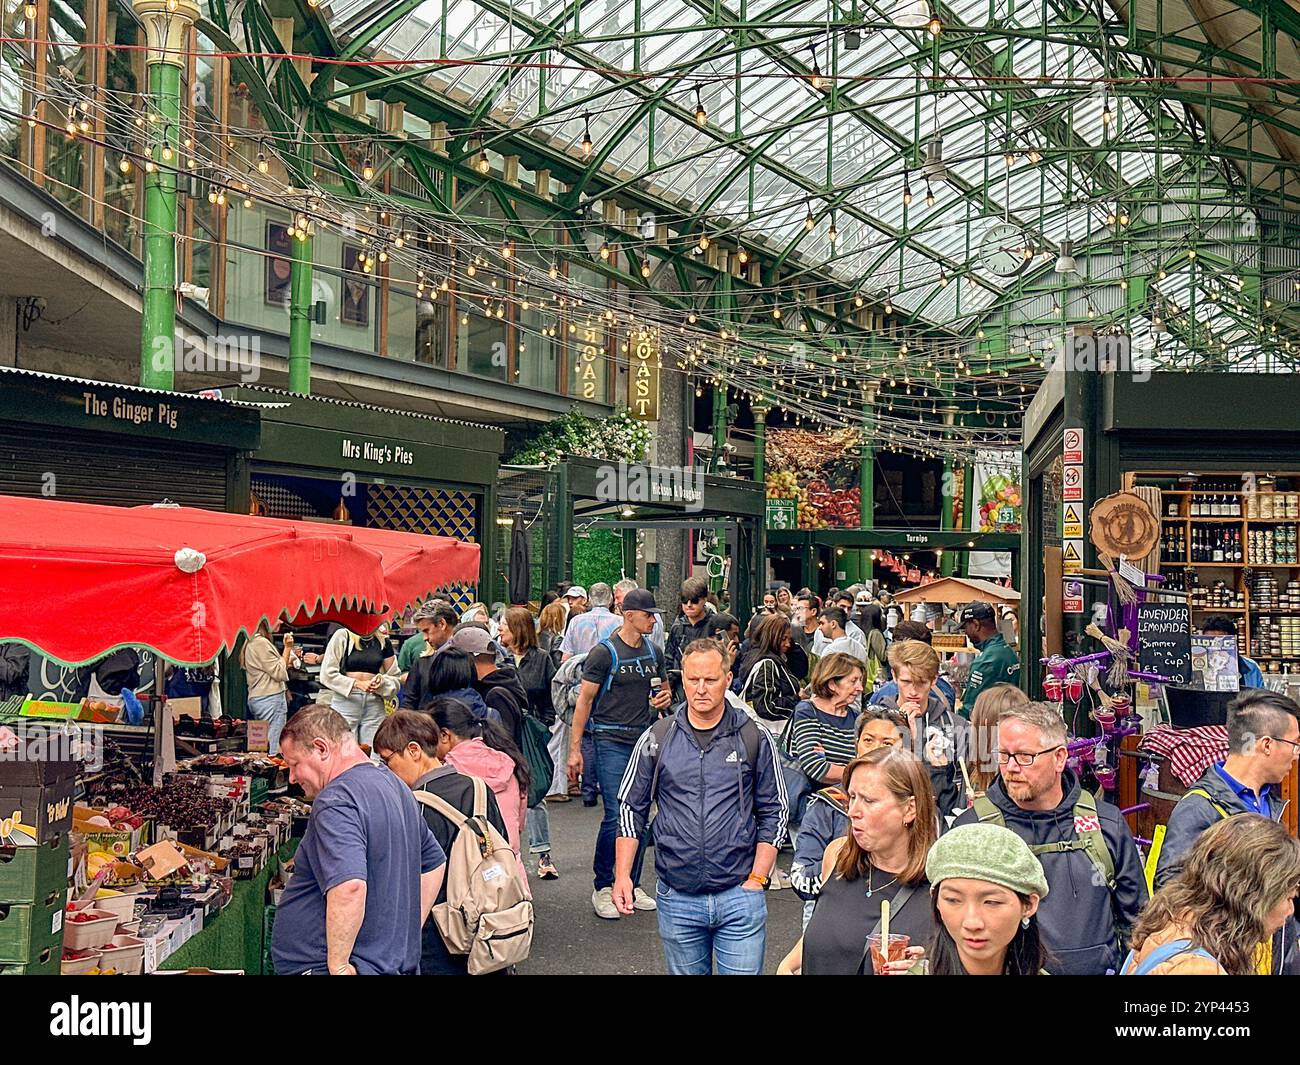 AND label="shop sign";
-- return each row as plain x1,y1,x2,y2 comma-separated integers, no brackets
576,324,602,400
82,390,182,430
340,437,416,467
628,330,661,421
1062,465,1083,501
766,498,797,530
1063,539,1083,574
1063,579,1084,614
1062,427,1083,465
